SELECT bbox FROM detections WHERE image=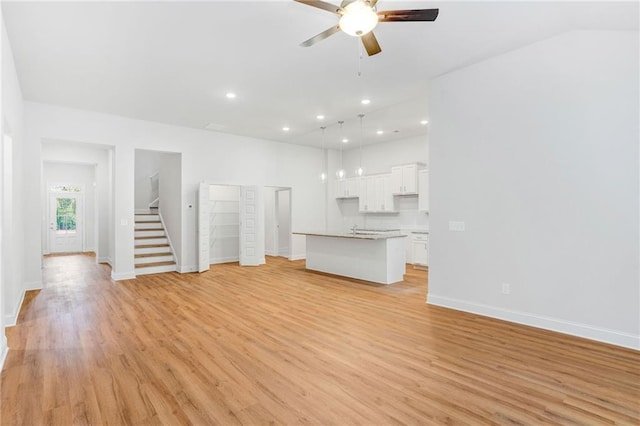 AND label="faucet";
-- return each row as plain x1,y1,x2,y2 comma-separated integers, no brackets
351,224,358,235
